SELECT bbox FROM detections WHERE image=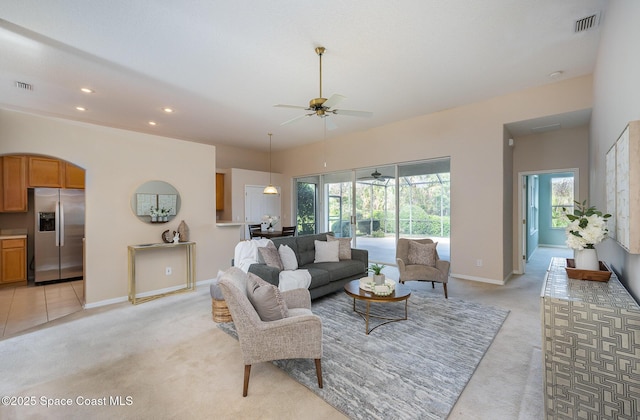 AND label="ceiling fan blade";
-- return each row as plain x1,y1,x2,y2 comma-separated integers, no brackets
280,113,312,126
274,104,310,110
333,109,373,118
323,94,346,109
